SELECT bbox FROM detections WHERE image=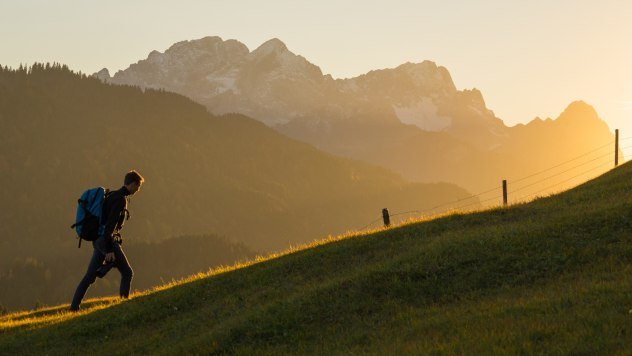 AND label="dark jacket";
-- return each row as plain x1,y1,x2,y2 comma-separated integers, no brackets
100,186,130,253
